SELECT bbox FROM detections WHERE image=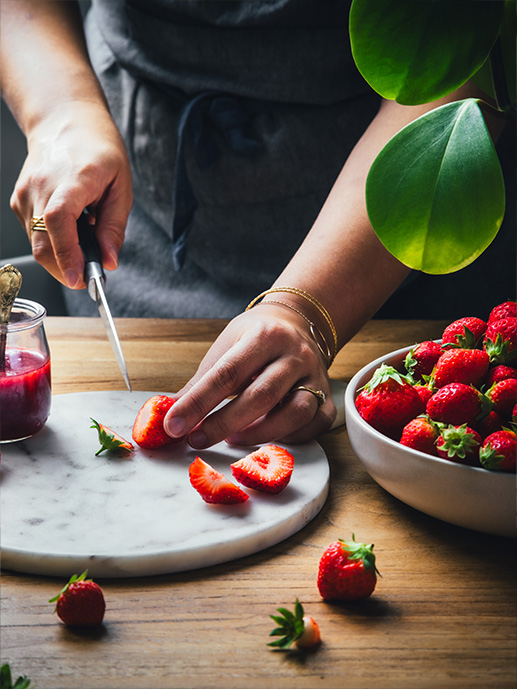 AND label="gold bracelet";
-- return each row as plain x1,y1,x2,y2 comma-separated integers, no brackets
246,287,338,361
253,299,333,366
